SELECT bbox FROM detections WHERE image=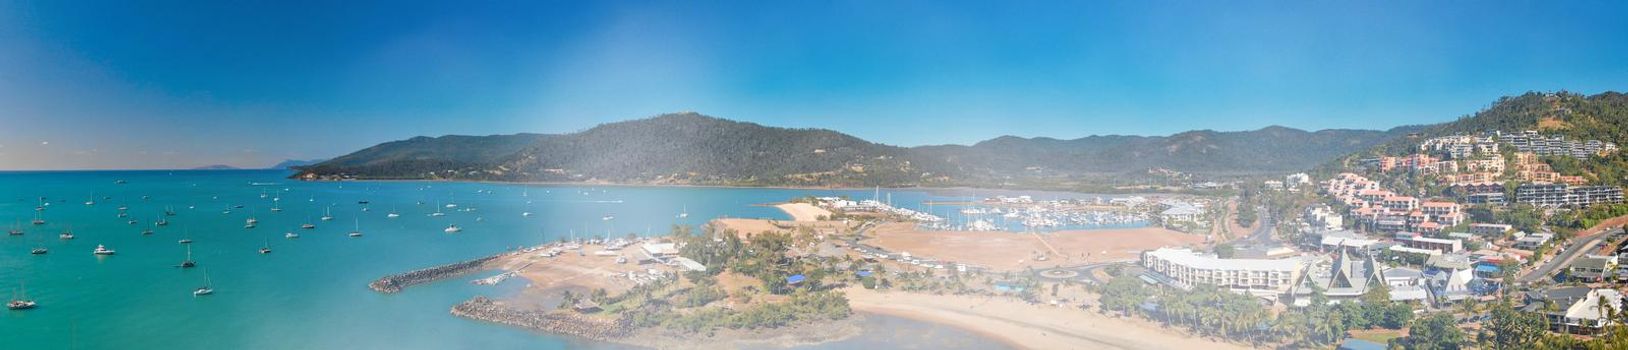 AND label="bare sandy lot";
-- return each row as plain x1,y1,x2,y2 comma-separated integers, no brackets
845,287,1256,350
864,222,1204,270
775,202,832,222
